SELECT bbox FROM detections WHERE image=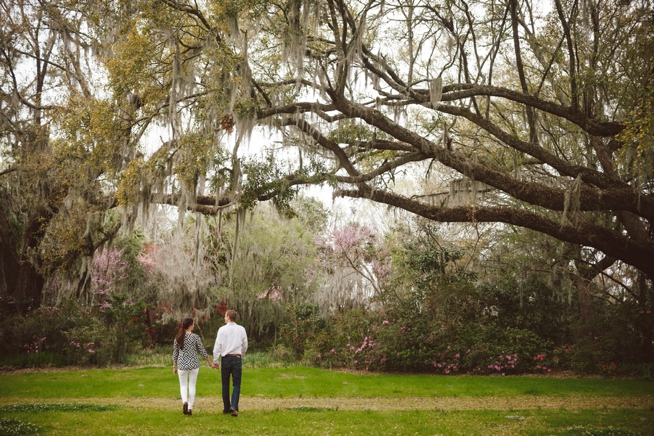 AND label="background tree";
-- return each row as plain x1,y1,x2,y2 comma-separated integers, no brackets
0,0,125,308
